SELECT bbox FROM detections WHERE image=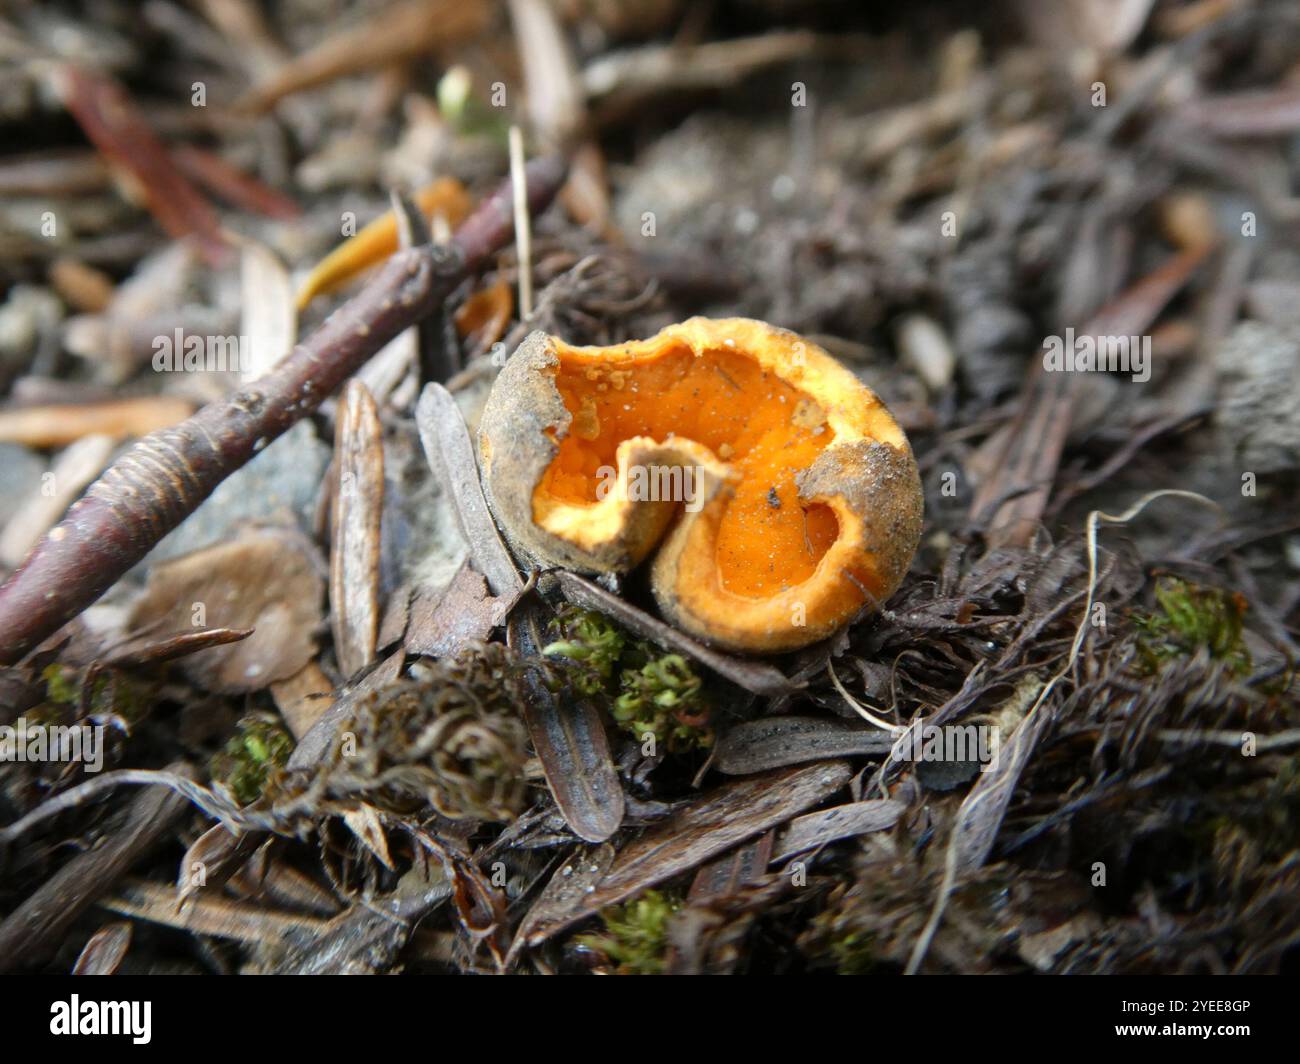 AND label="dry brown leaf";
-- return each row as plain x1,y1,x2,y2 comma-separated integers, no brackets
128,528,324,693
